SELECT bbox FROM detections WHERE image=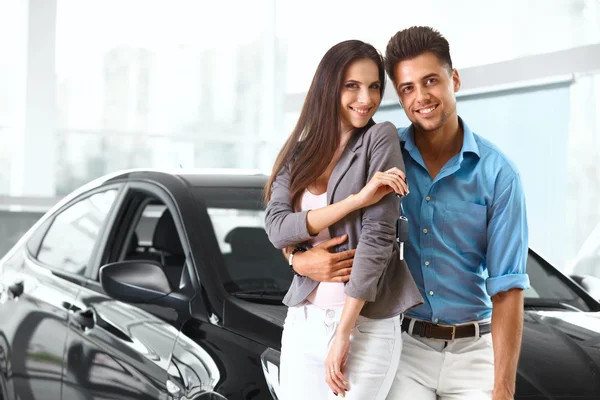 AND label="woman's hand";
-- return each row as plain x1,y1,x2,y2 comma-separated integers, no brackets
355,167,408,208
325,330,351,397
